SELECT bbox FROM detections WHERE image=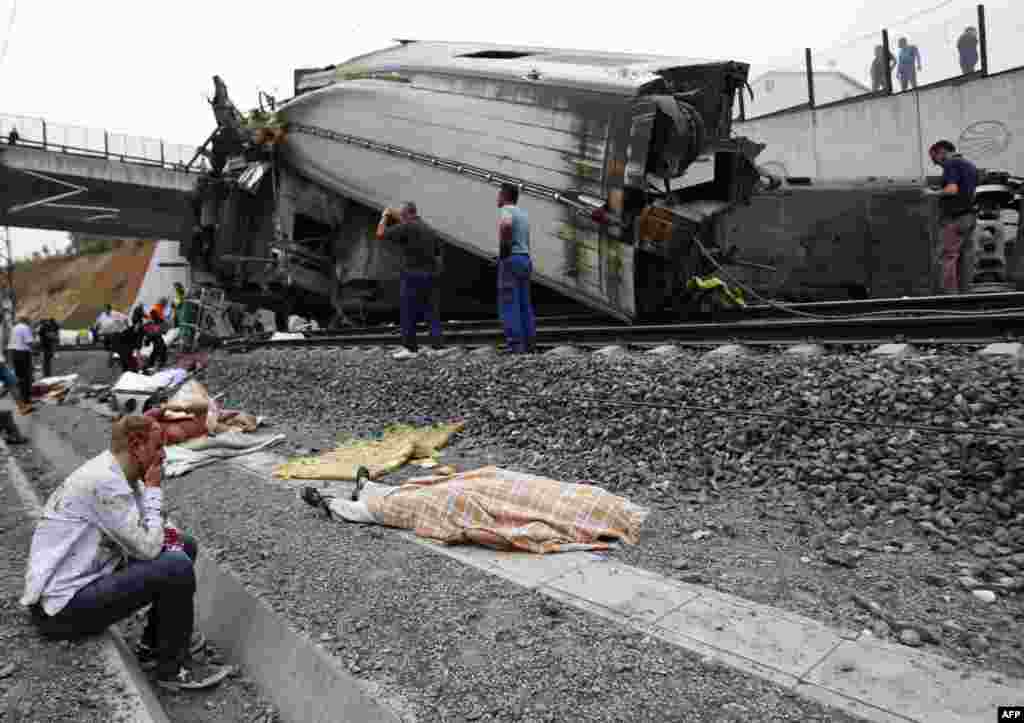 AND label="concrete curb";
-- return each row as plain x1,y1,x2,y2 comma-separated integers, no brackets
3,444,172,723
22,420,402,723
